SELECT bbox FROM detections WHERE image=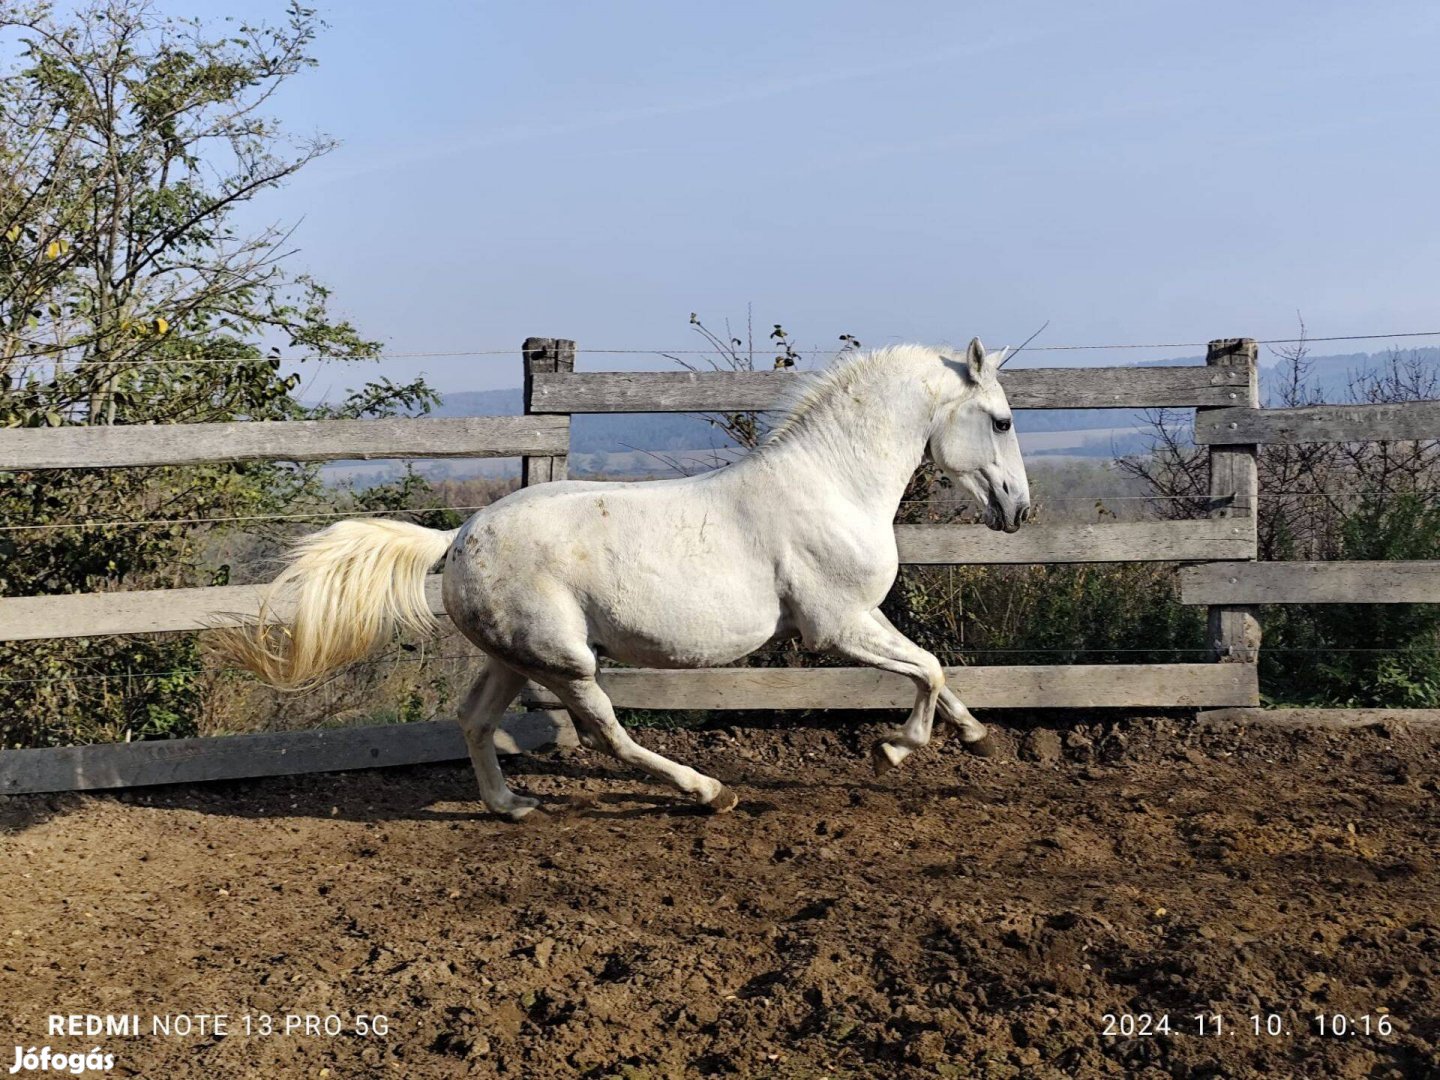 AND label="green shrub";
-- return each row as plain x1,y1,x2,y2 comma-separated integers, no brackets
887,562,1205,667
1261,494,1440,706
